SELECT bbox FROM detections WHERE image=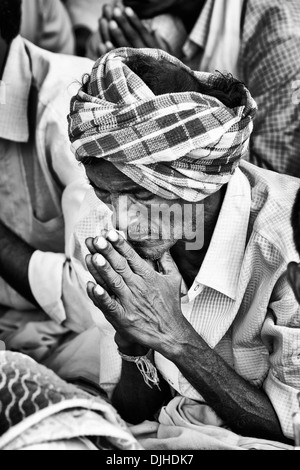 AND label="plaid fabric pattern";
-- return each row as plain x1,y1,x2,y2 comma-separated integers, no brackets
68,47,257,202
183,0,300,177
238,0,300,176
